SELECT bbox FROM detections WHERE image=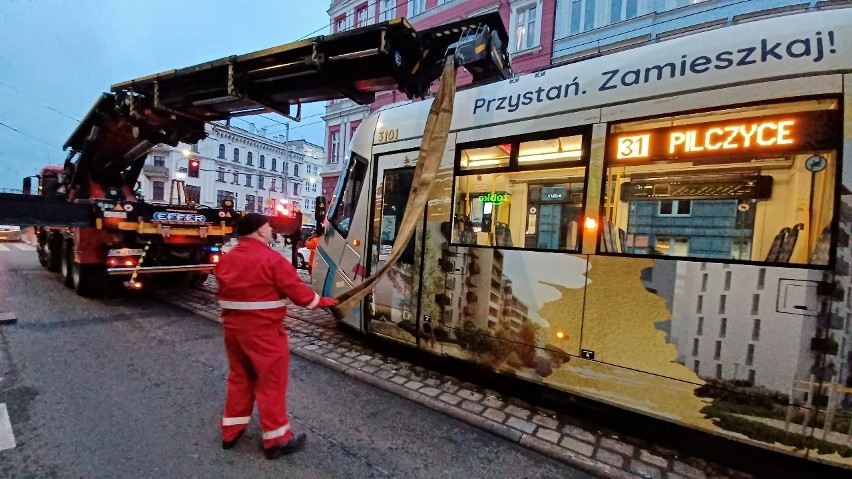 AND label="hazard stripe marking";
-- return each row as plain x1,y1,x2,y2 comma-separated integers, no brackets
0,403,16,451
